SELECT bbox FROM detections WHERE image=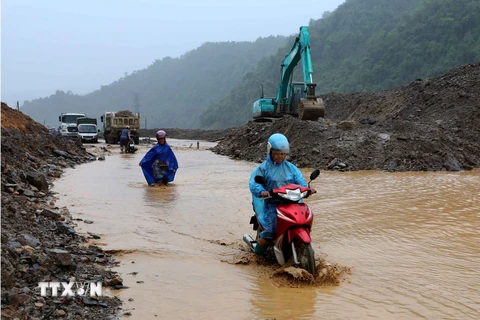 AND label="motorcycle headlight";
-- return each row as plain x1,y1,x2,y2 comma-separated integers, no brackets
278,188,308,201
